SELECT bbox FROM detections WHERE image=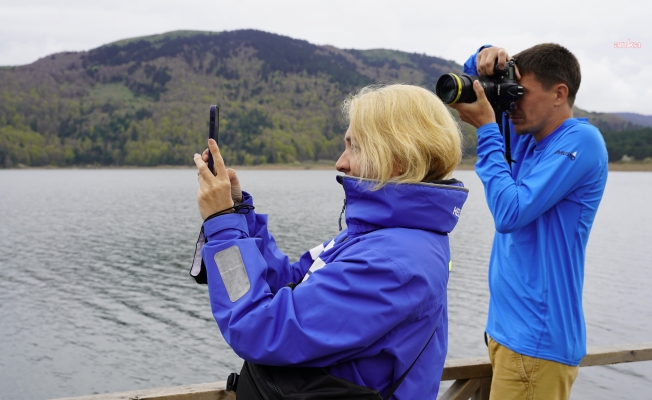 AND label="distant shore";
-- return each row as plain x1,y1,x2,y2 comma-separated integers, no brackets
3,162,652,172
228,162,652,172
